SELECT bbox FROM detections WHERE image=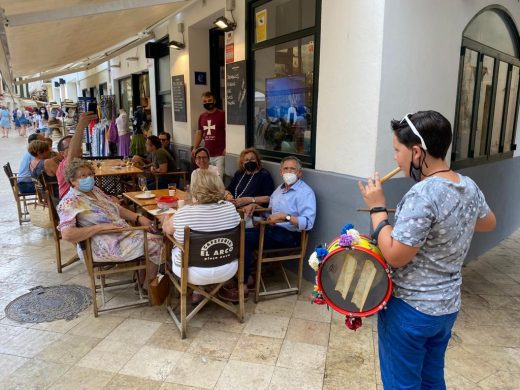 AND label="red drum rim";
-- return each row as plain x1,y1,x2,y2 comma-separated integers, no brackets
317,245,393,317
